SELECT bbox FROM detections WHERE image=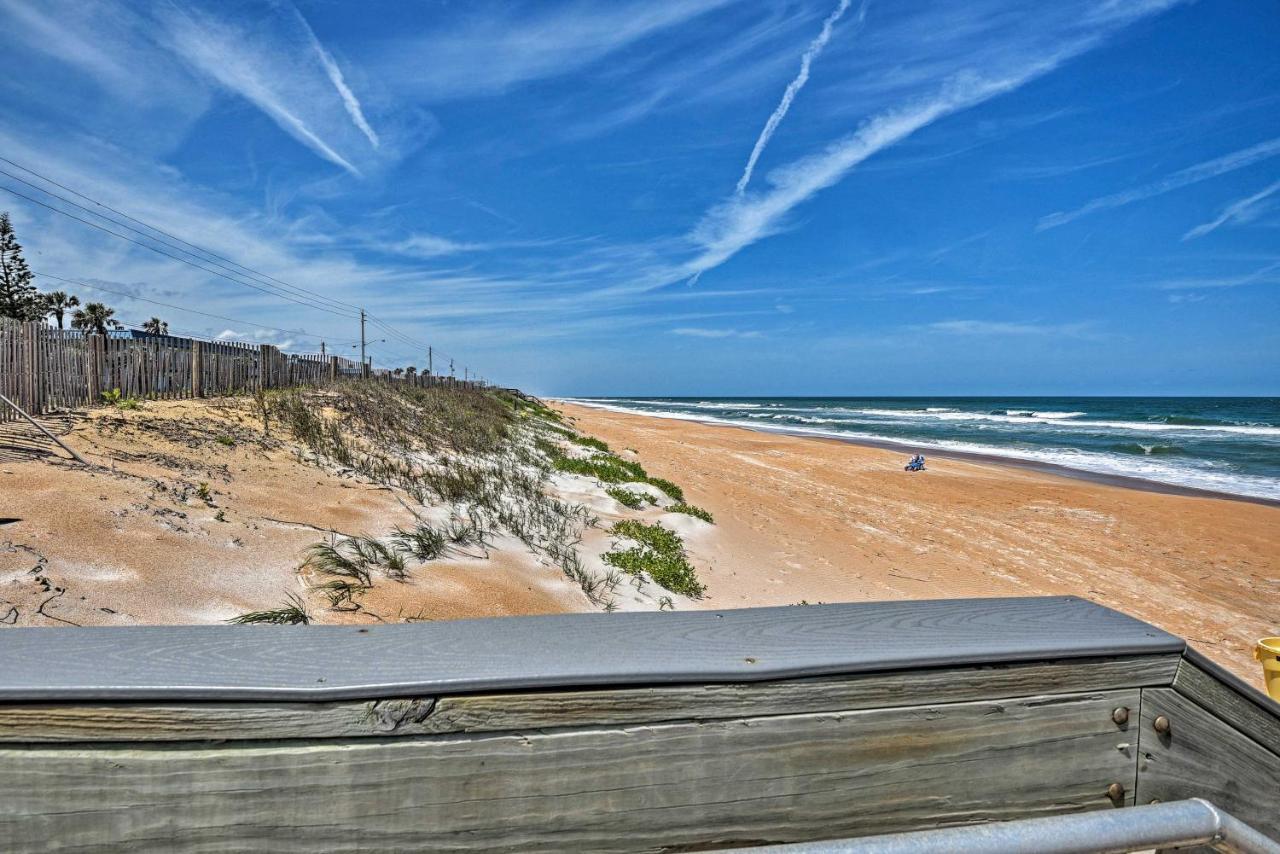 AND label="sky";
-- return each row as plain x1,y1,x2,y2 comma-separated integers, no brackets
0,0,1277,396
